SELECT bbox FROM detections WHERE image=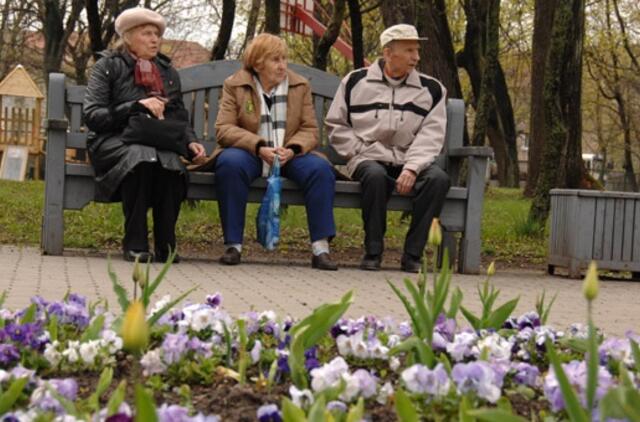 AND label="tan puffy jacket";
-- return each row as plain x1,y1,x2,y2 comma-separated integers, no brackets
193,68,319,170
